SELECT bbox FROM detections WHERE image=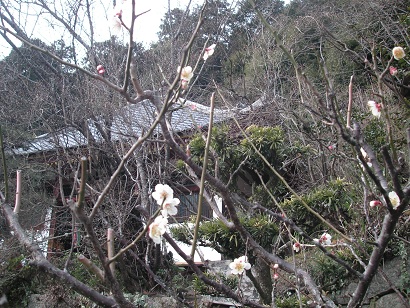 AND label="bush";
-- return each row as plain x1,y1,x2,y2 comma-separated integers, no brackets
171,214,279,259
281,178,357,233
